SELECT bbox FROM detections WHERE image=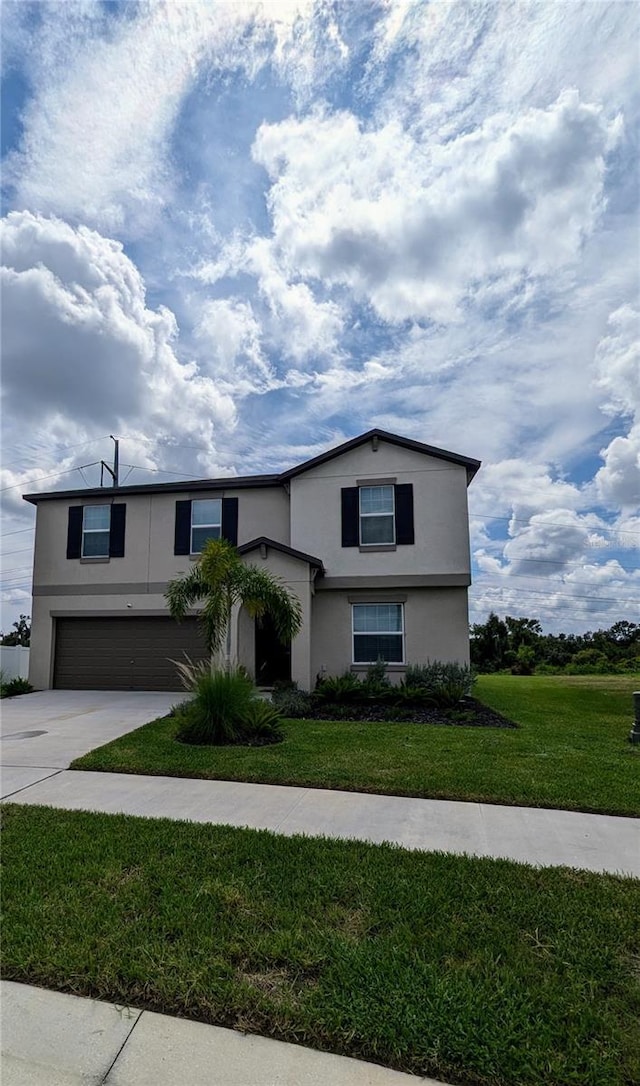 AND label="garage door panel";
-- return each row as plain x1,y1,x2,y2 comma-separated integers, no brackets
54,617,208,690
